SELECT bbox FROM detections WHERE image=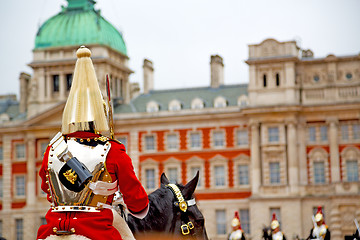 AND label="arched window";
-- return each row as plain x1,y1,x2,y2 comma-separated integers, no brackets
146,101,160,113
237,95,249,107
168,99,182,111
191,98,204,109
263,74,267,87
214,96,227,108
276,73,280,87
